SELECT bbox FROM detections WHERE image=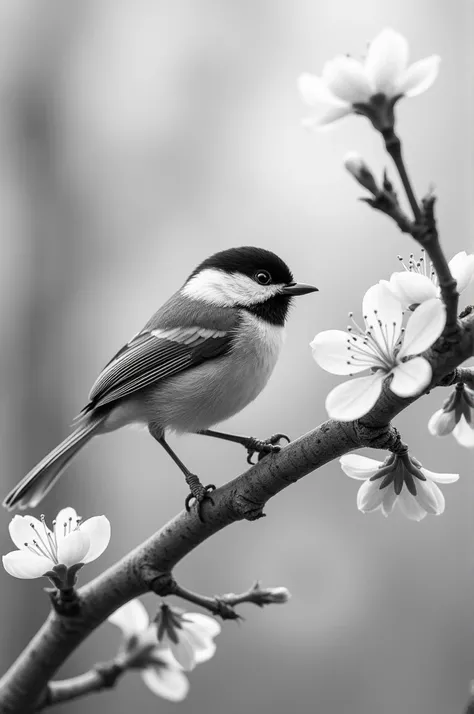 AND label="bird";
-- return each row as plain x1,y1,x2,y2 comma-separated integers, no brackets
3,246,318,518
